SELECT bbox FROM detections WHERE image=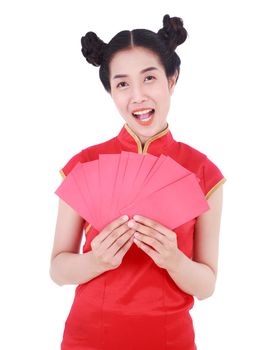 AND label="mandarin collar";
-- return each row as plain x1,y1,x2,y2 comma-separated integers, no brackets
116,123,174,155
